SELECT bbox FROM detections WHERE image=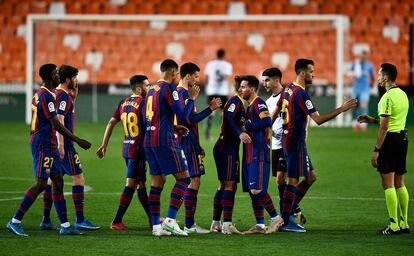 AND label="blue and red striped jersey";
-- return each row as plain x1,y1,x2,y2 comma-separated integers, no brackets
243,96,272,164
176,85,212,154
54,87,75,149
144,80,194,148
277,82,317,151
217,95,246,148
113,94,145,159
30,86,57,150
